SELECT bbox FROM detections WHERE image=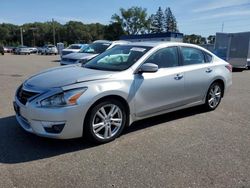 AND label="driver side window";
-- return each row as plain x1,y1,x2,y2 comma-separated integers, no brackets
144,47,179,68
